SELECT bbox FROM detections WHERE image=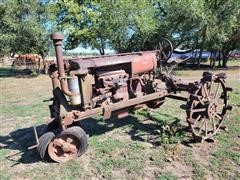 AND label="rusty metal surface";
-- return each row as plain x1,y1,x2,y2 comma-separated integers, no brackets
78,74,93,108
48,133,79,162
56,90,168,127
186,73,232,141
51,33,73,96
49,67,60,89
132,52,157,74
68,51,157,75
28,126,39,150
